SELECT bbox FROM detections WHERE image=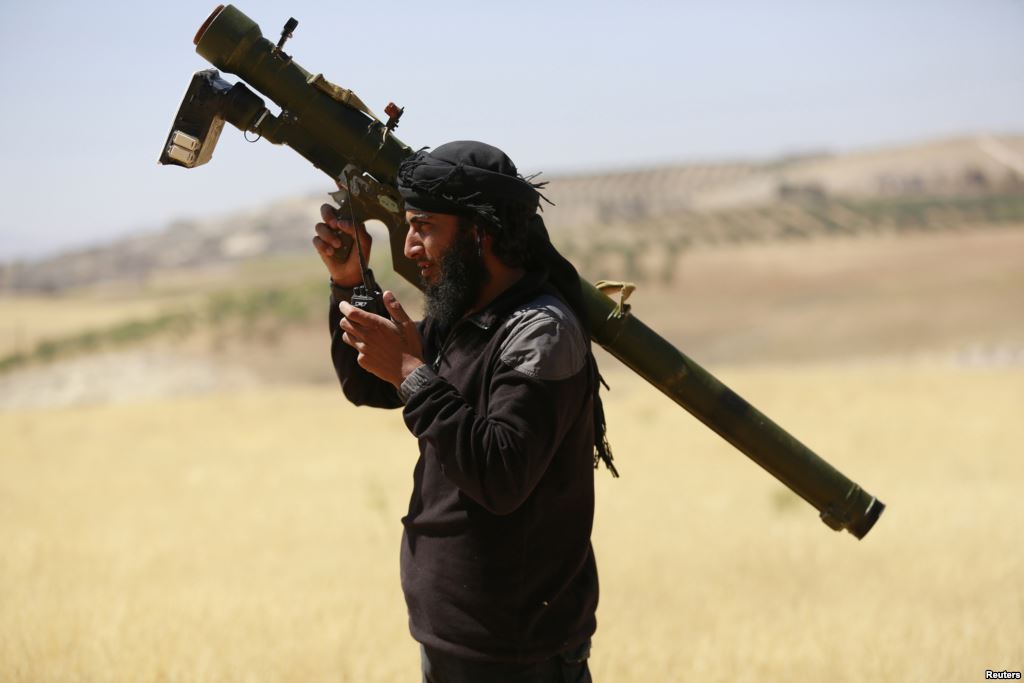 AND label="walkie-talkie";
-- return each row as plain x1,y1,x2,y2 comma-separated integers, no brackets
340,174,388,318
351,268,386,316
